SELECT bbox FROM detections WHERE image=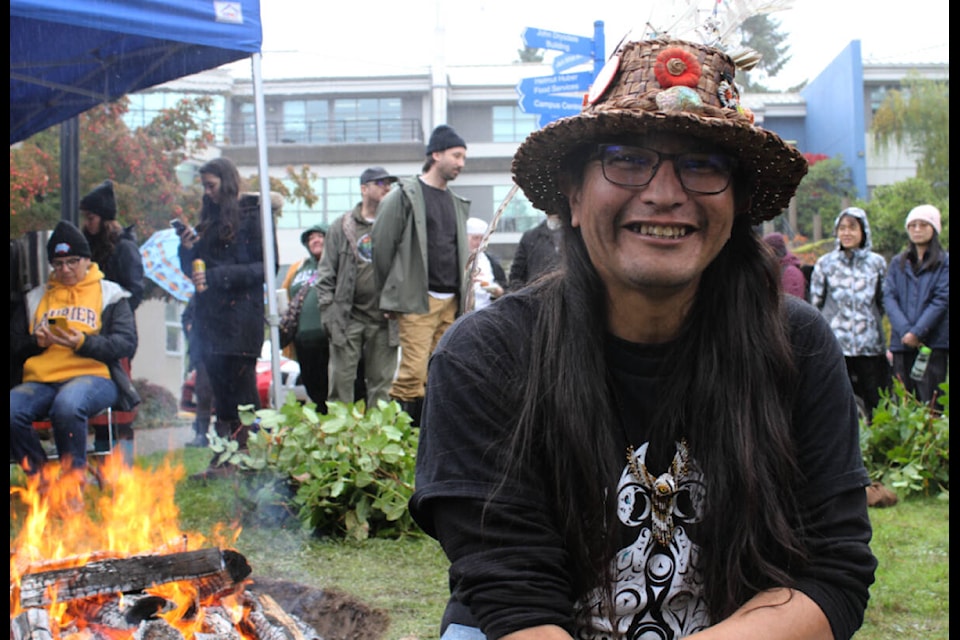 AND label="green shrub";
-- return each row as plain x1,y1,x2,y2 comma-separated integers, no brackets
860,378,949,499
132,378,179,429
213,396,421,541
